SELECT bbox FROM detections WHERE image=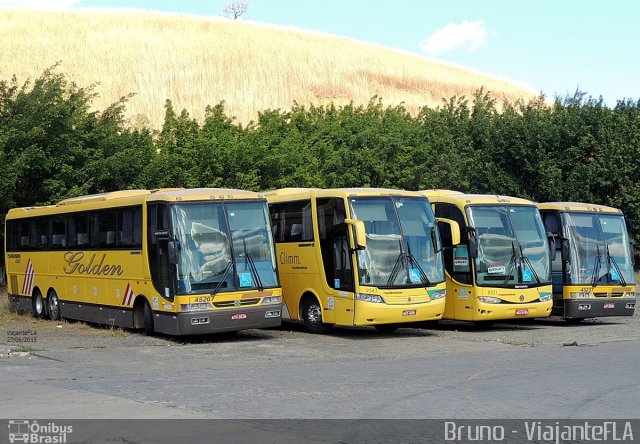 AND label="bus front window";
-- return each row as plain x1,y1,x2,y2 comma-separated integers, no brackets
350,197,443,288
172,202,279,295
227,202,279,289
172,203,234,294
563,213,635,286
467,205,551,287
